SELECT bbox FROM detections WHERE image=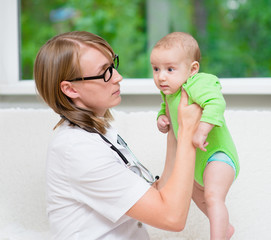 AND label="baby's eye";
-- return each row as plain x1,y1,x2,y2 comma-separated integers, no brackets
168,68,174,72
153,67,159,72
